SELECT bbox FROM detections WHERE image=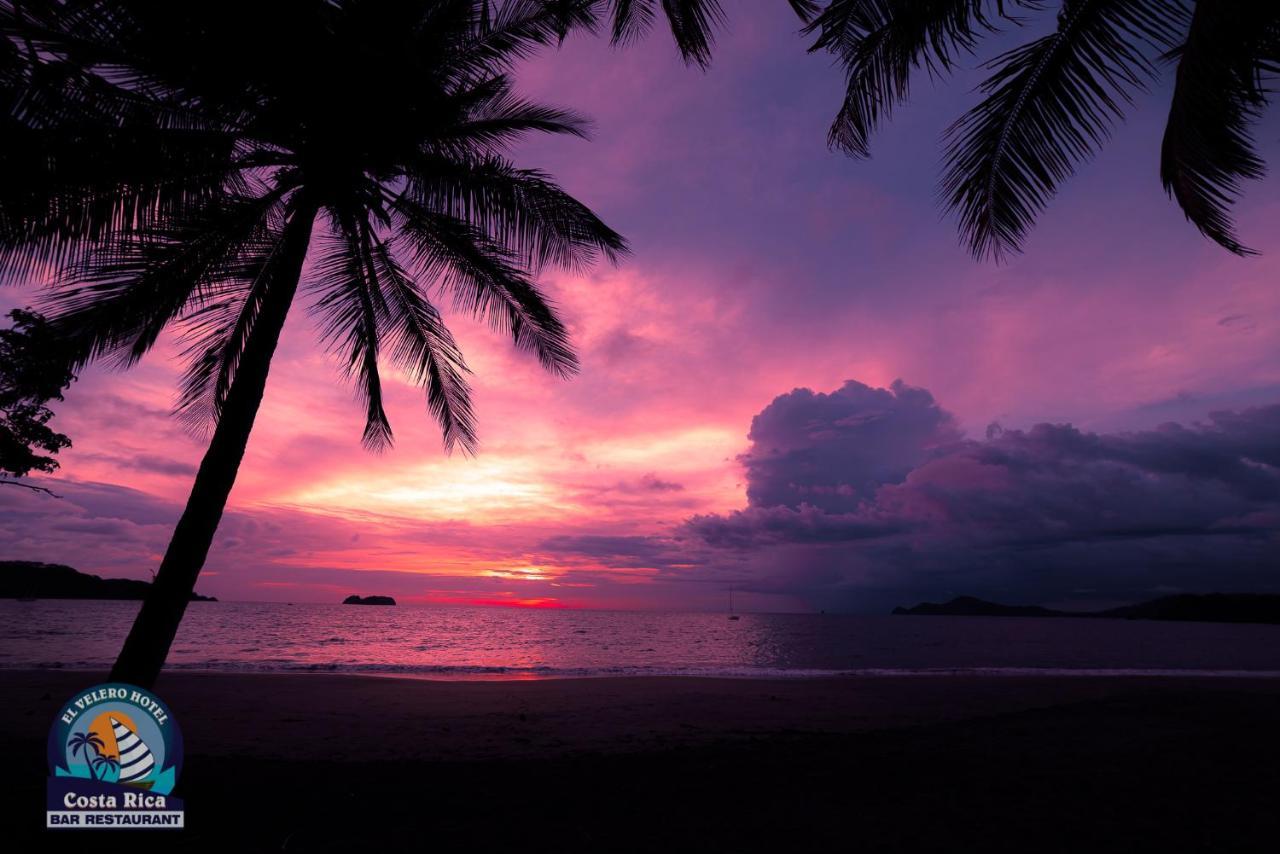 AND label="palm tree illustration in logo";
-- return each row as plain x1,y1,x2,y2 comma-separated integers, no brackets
92,753,121,783
66,731,105,781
